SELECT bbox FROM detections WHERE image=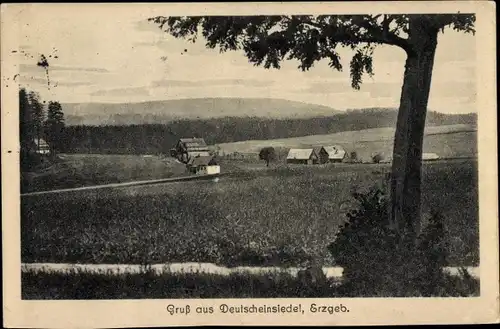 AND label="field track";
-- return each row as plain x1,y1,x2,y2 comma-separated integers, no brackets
21,173,225,197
